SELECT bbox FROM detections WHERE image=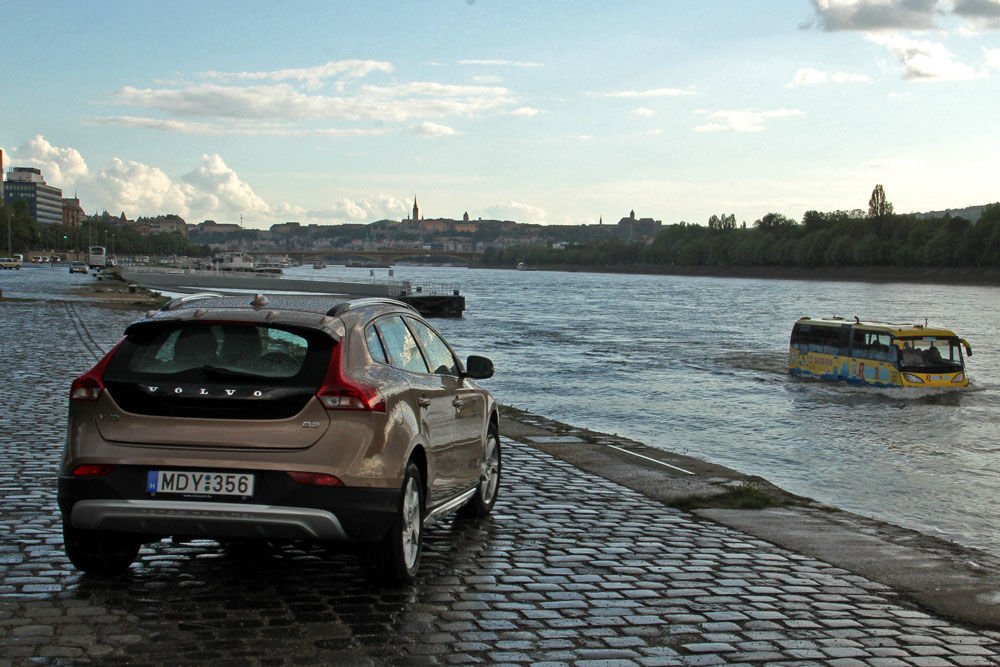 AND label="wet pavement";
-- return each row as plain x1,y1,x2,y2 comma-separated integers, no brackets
3,295,1000,664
